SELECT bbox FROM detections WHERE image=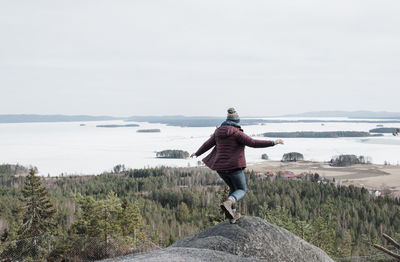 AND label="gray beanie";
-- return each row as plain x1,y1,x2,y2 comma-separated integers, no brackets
227,107,240,123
